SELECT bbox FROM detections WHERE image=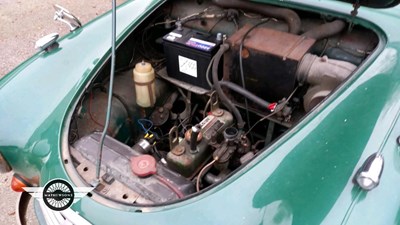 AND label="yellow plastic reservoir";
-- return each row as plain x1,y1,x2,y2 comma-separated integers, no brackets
133,61,156,108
